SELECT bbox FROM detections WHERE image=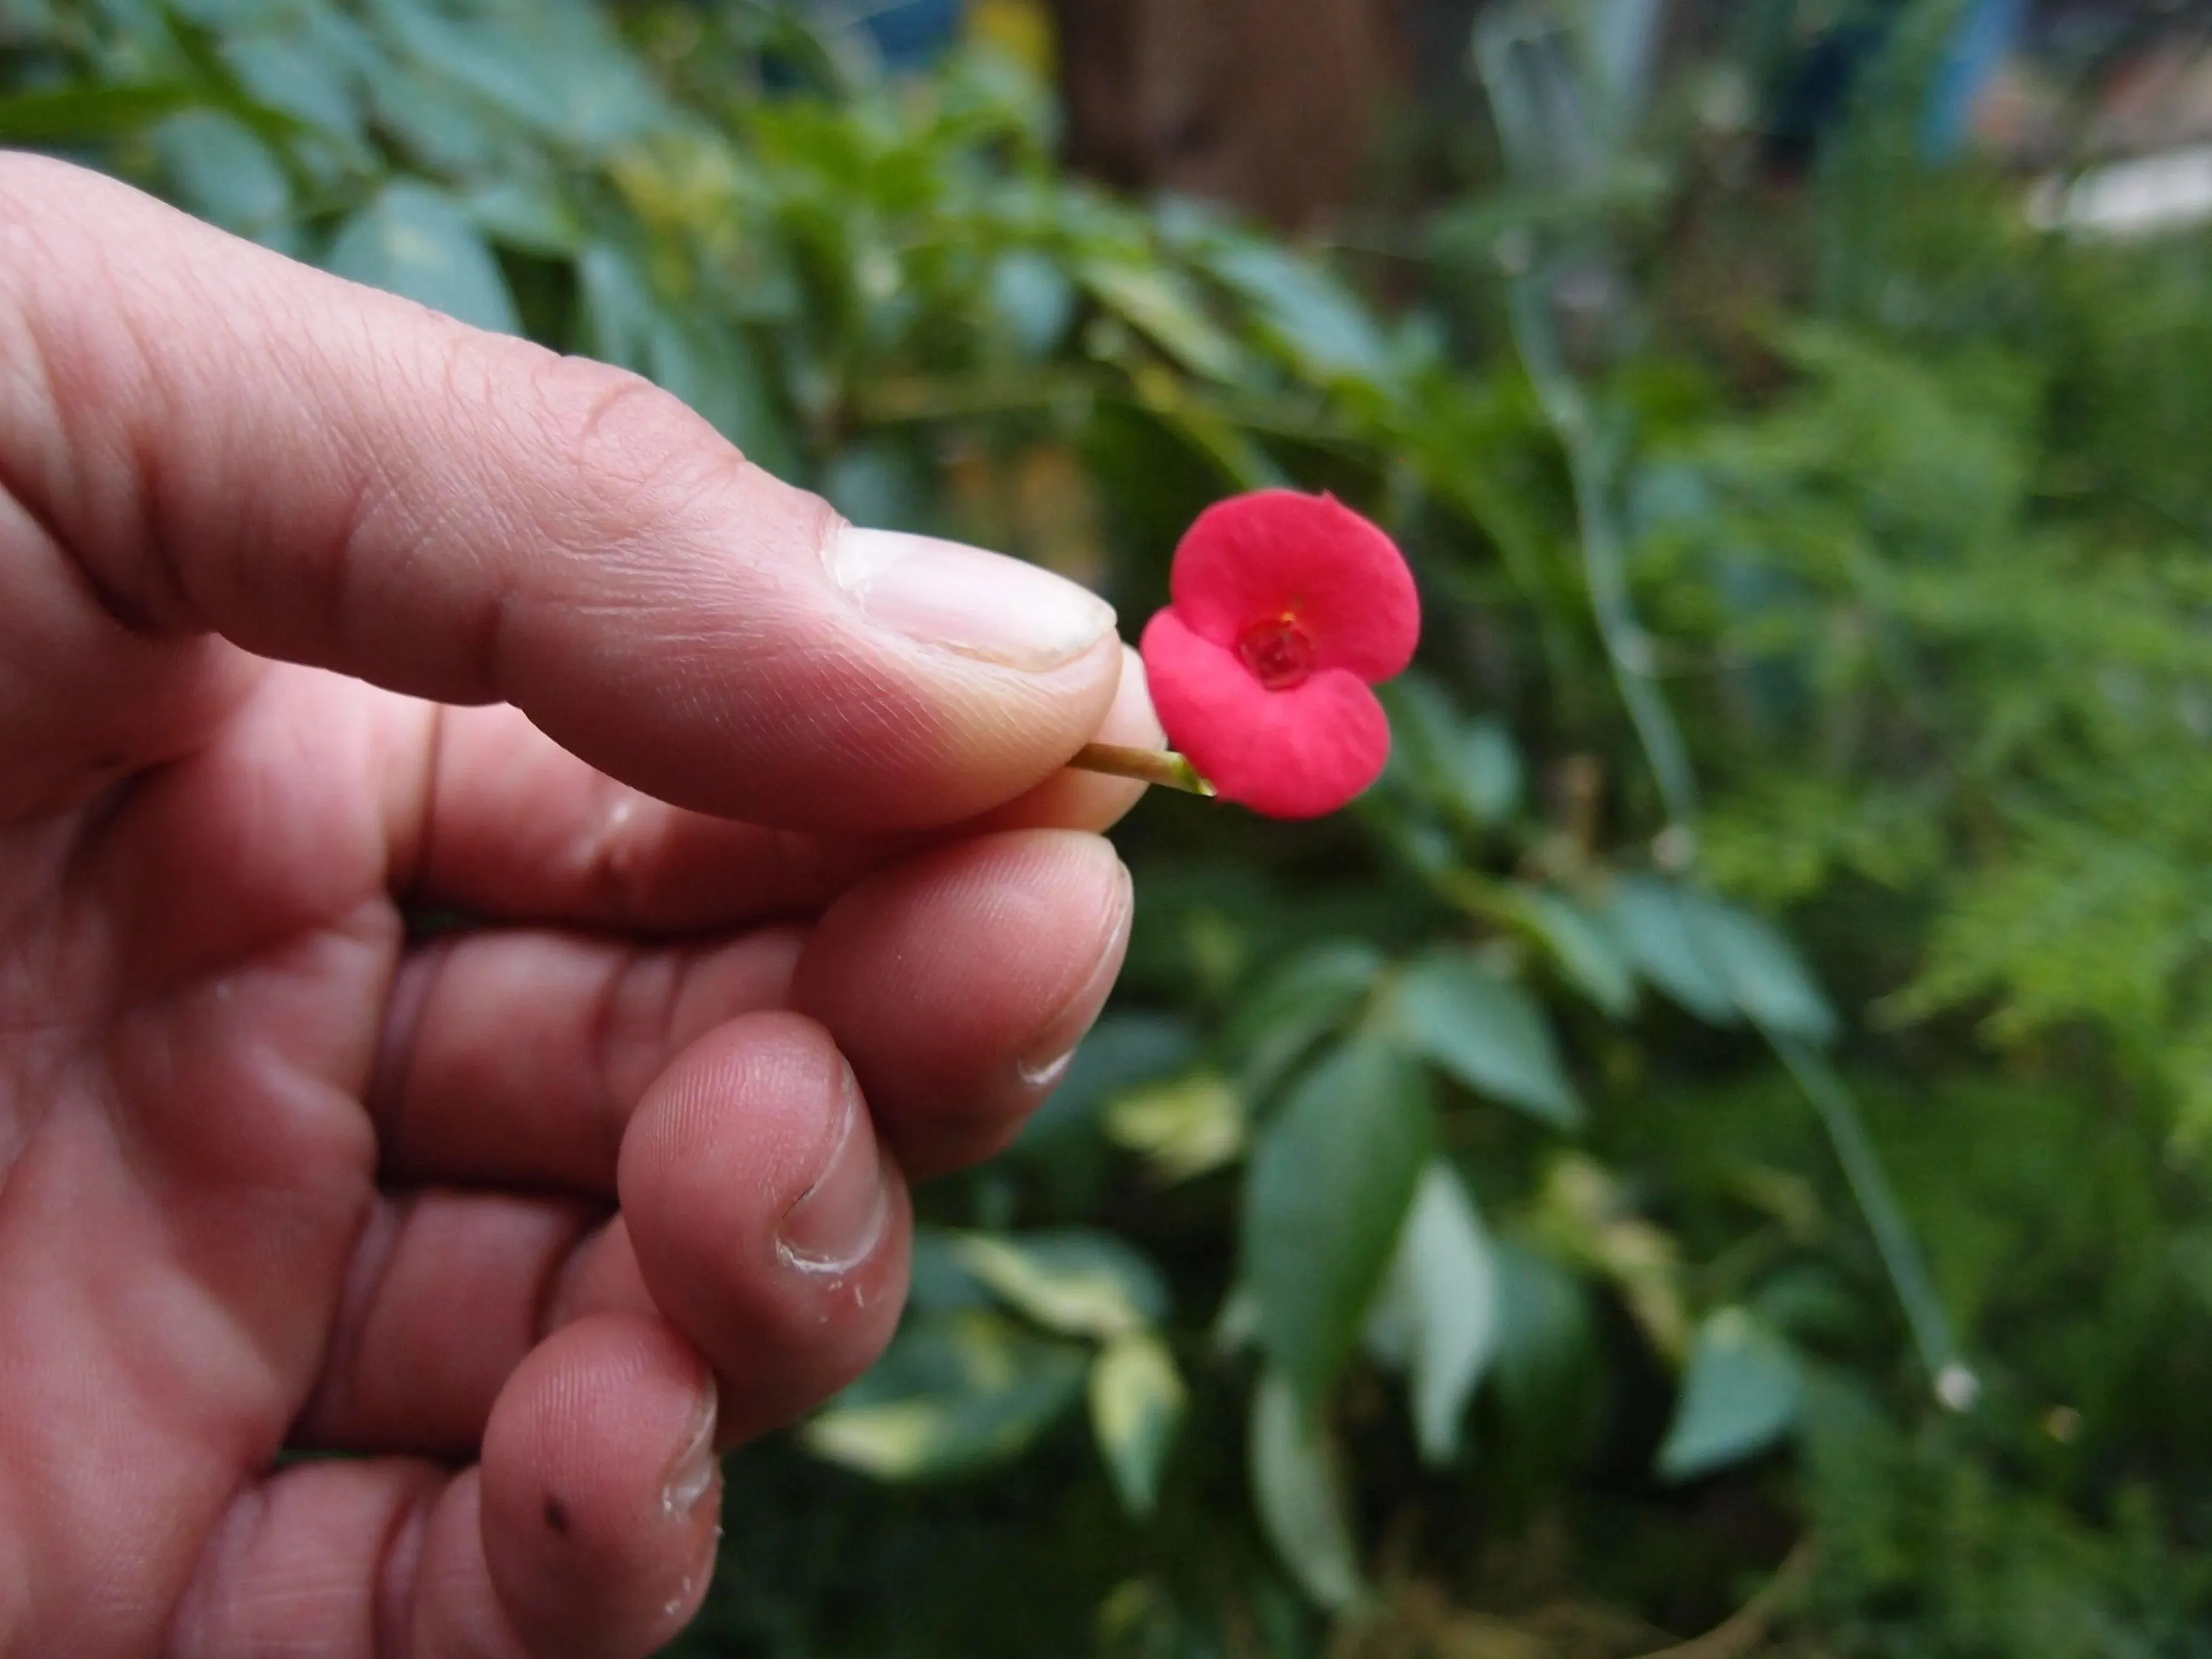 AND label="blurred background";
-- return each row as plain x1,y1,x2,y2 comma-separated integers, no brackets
10,0,2212,1652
